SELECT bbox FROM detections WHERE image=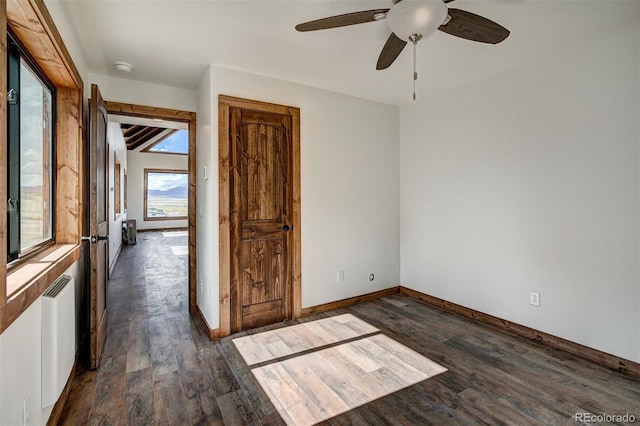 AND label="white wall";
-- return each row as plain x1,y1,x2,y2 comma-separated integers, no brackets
88,73,196,112
107,123,127,271
126,151,189,231
196,66,400,329
400,22,640,362
196,68,216,327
